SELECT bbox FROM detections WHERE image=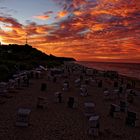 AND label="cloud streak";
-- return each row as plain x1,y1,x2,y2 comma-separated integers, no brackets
33,11,53,20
